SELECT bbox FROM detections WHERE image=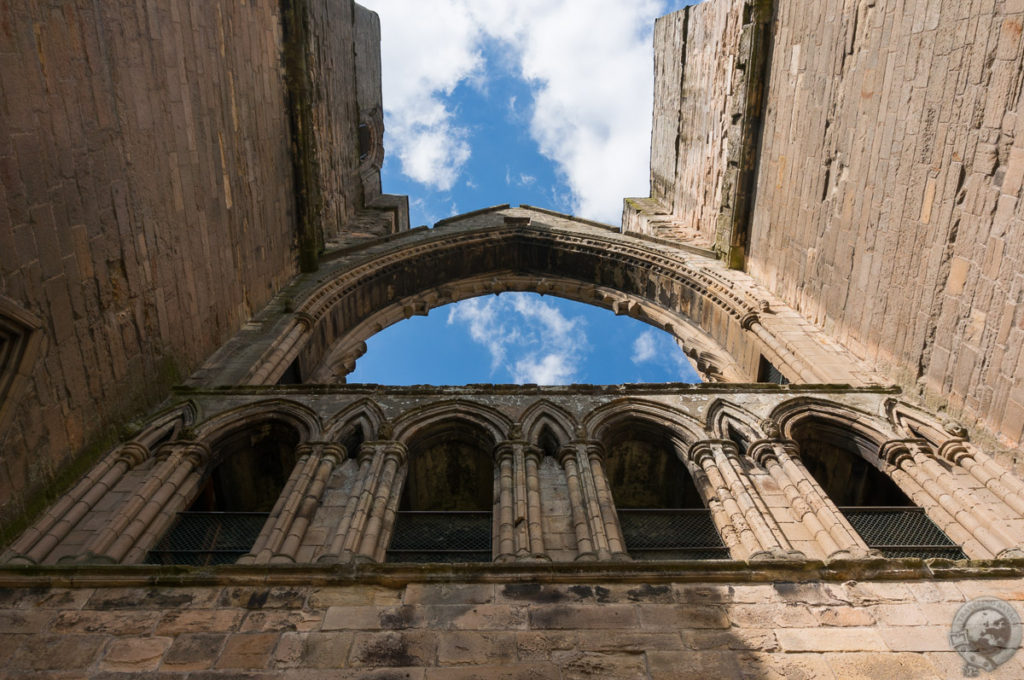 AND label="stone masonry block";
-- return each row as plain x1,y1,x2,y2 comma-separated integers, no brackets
98,636,173,672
